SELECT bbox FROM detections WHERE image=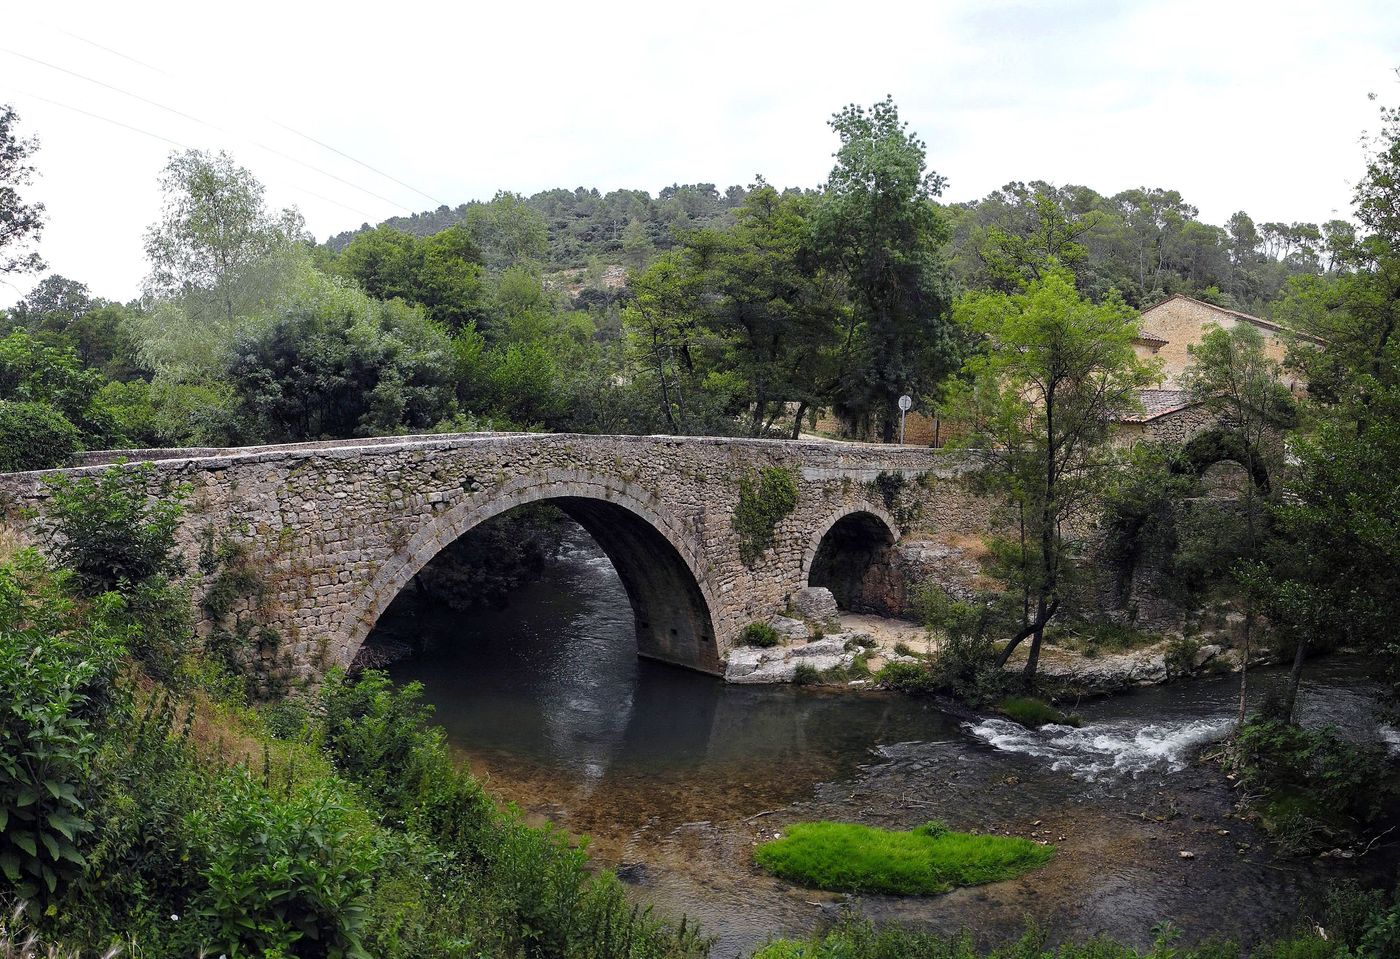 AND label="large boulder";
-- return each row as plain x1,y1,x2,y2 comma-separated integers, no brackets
768,614,810,642
790,586,840,625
